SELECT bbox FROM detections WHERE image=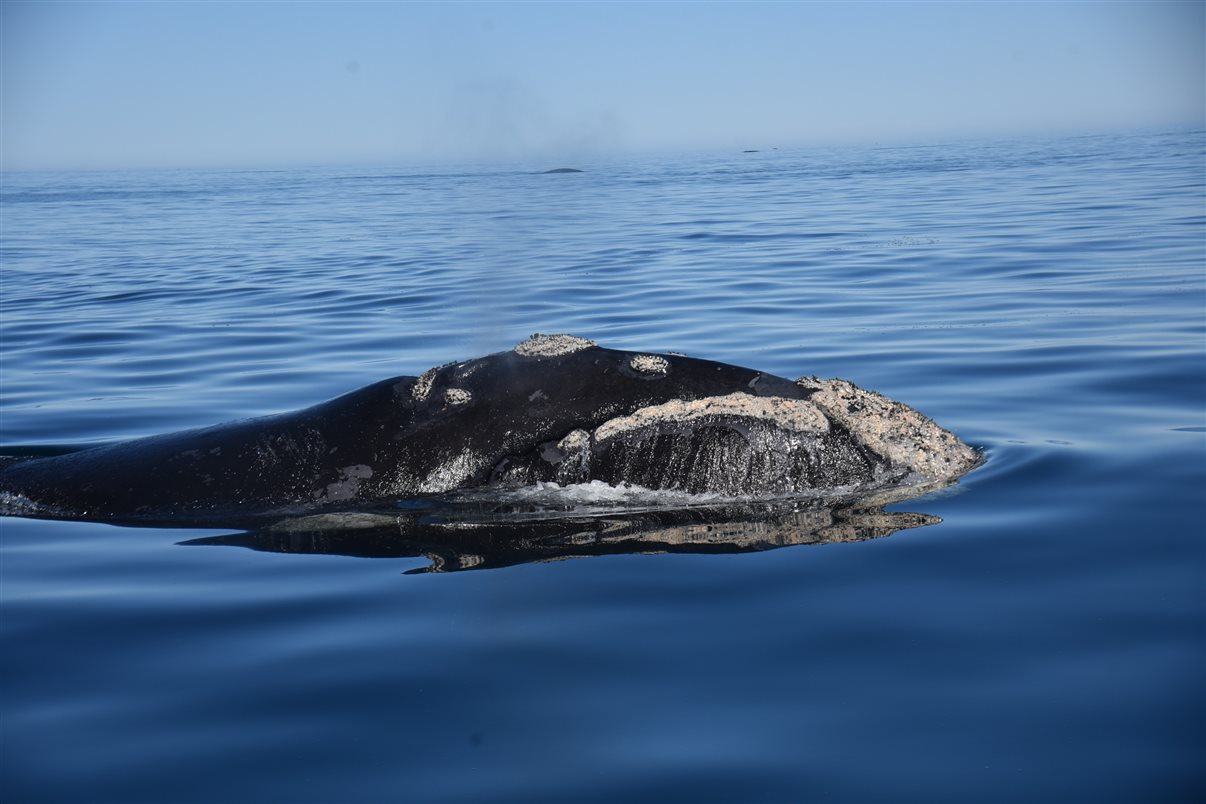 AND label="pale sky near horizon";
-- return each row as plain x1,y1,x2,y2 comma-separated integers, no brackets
1,1,1202,171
